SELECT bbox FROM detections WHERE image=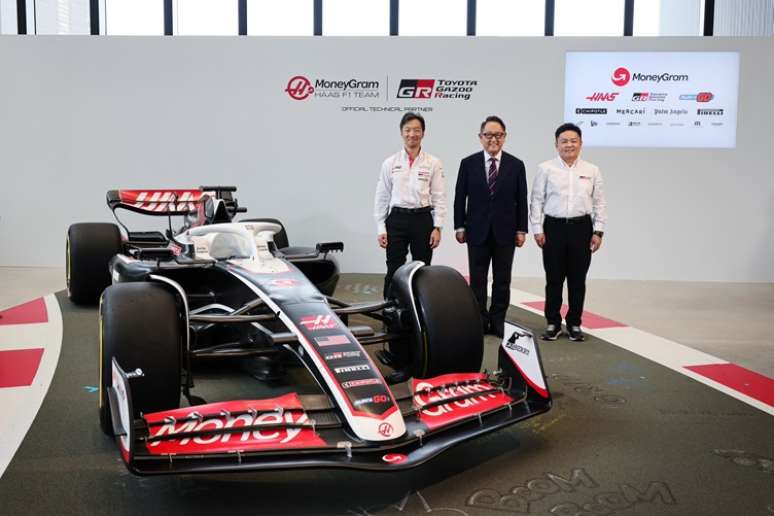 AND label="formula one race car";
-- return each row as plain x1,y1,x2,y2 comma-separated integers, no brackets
66,186,551,475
